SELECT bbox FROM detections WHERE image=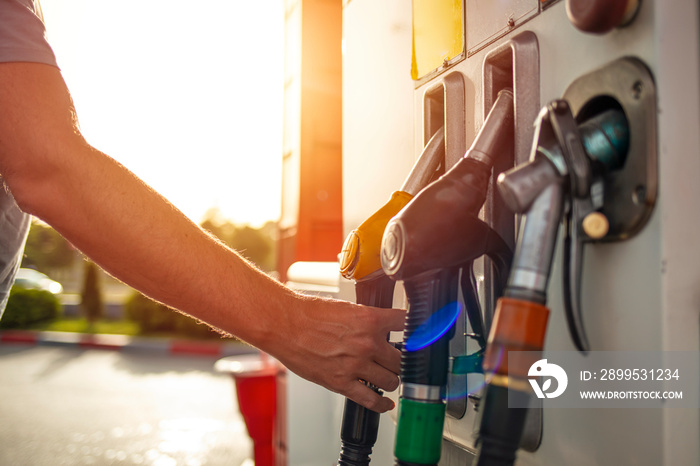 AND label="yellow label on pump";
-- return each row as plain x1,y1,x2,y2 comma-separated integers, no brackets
411,0,464,80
